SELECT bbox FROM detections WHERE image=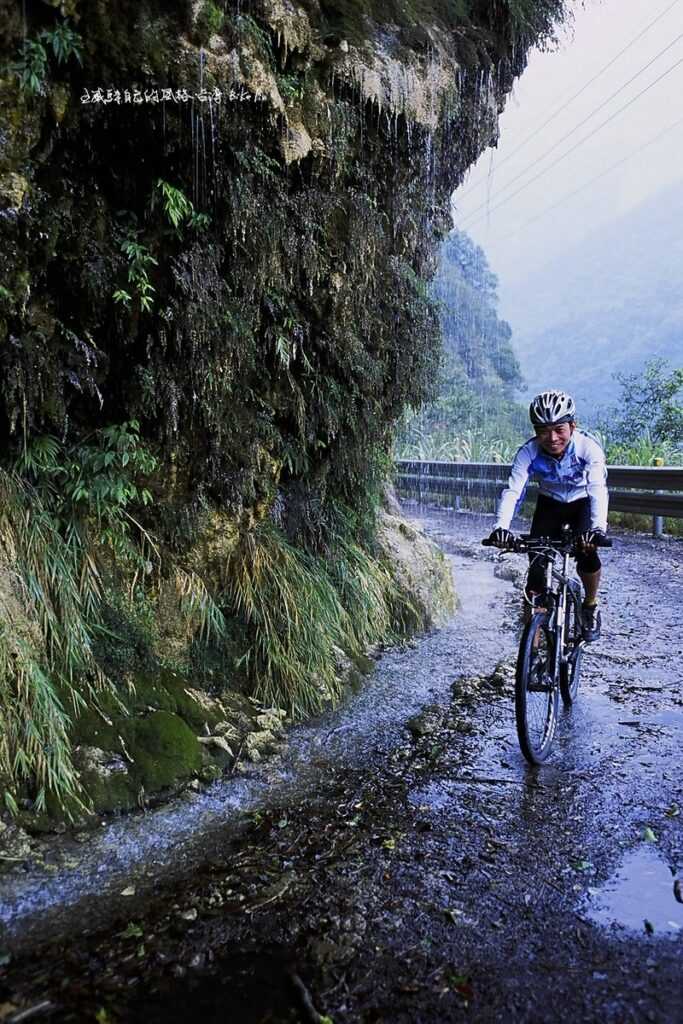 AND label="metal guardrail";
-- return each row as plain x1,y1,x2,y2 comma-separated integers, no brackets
394,460,683,534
